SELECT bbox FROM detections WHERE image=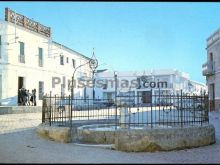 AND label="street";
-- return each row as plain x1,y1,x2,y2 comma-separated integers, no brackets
0,111,219,163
